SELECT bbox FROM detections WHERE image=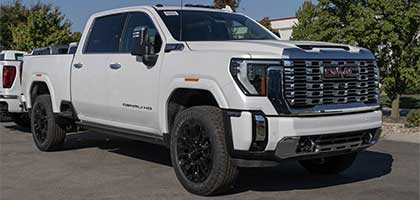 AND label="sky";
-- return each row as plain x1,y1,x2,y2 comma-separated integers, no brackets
8,0,310,32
